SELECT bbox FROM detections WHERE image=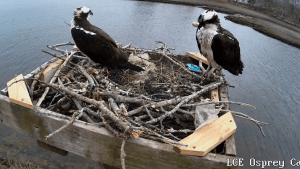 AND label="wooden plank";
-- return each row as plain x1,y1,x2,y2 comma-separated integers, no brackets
185,51,209,65
1,58,59,97
211,89,219,102
0,94,237,169
40,58,64,83
225,135,237,156
173,112,237,157
219,85,237,156
6,74,33,109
